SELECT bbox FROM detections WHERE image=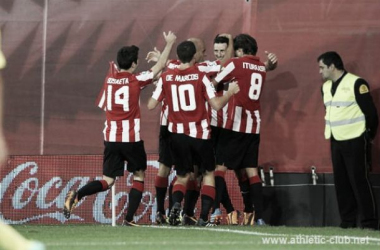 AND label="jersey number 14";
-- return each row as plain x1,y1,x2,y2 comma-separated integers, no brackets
107,85,130,111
